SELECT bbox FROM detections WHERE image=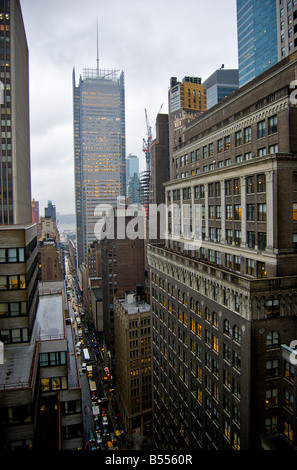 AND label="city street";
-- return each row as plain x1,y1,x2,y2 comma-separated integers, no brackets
65,256,127,451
